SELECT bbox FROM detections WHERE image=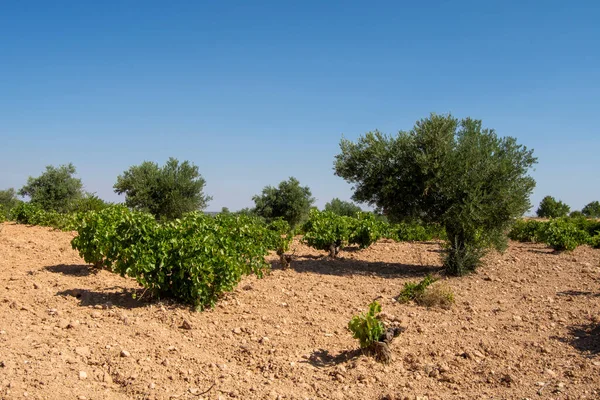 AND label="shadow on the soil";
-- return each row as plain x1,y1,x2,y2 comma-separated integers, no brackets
275,257,443,278
56,287,151,309
557,290,600,297
45,264,98,277
427,248,445,254
303,348,363,367
554,322,600,356
527,249,554,255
